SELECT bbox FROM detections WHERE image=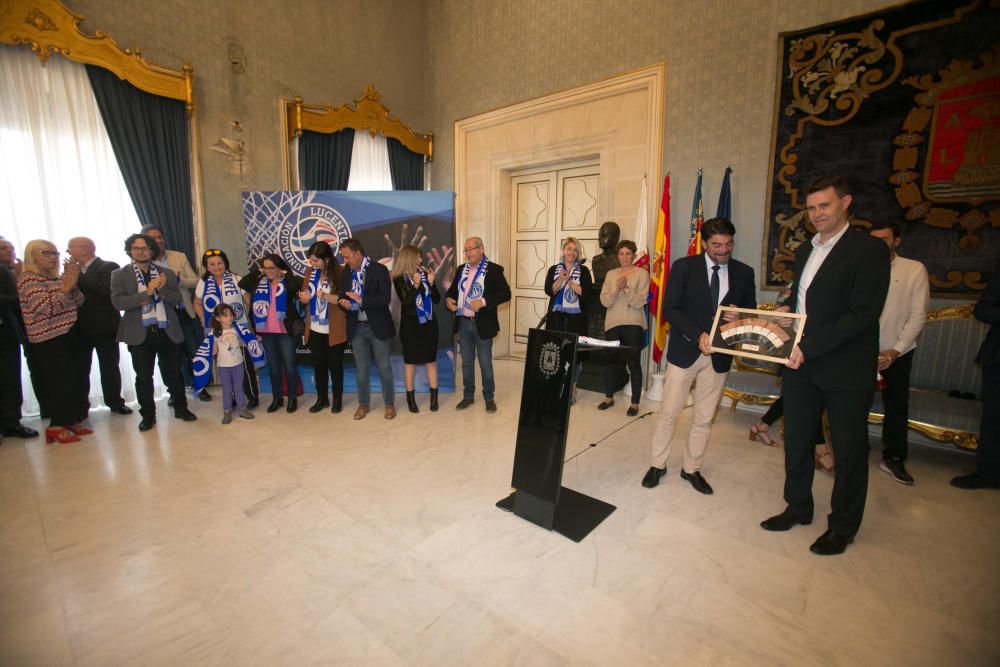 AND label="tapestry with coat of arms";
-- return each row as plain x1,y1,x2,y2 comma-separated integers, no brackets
764,0,999,297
